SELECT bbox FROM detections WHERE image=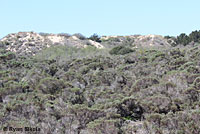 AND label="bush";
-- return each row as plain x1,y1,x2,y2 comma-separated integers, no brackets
37,77,65,94
73,33,86,40
89,33,101,43
109,46,134,55
176,33,191,46
0,41,4,48
0,52,16,60
175,30,200,46
39,32,51,36
189,30,200,42
57,33,71,38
